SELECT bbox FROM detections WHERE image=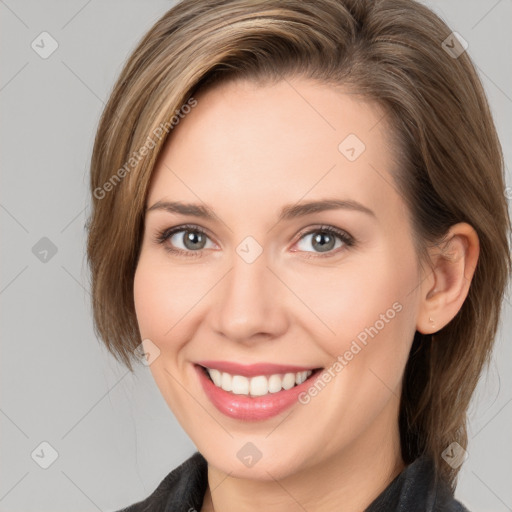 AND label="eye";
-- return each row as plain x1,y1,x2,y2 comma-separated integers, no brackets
153,224,216,257
153,223,355,259
293,225,354,257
